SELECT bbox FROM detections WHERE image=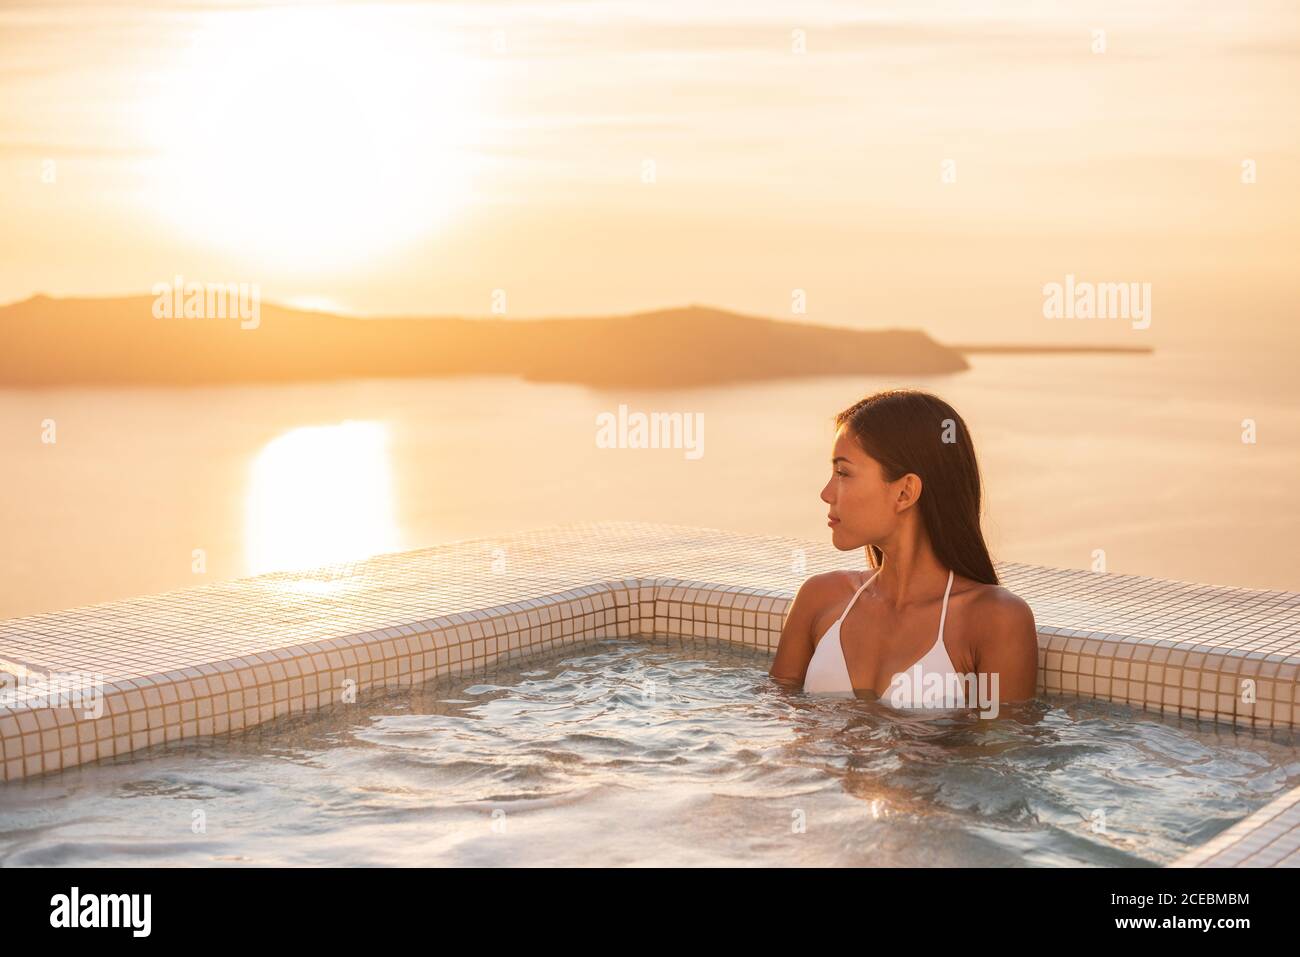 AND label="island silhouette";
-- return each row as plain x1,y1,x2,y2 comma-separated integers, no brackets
0,294,1149,389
